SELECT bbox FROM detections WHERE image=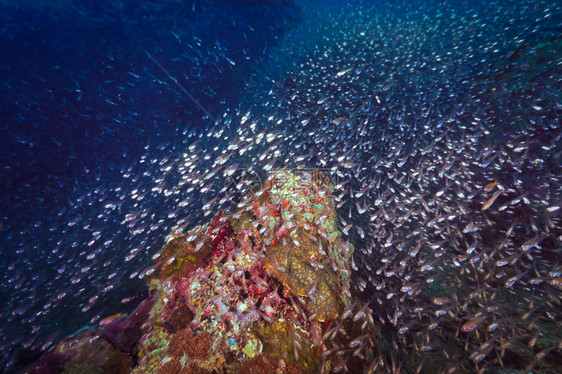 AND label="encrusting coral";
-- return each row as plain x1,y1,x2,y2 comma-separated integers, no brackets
28,170,378,374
